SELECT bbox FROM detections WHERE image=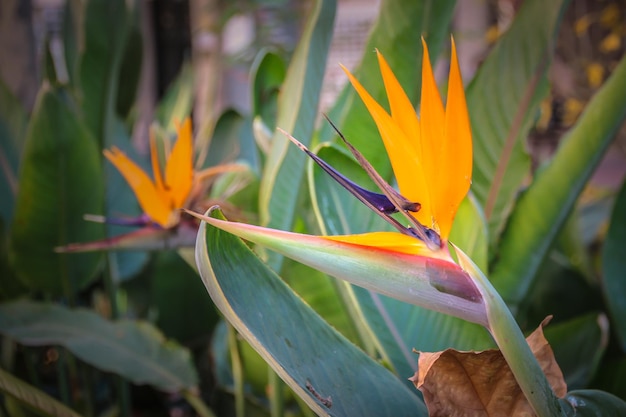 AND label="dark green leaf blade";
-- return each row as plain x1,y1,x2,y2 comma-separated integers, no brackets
195,210,427,416
560,390,626,416
544,314,608,390
602,178,626,351
491,55,626,312
0,300,197,392
152,250,218,343
10,87,104,295
0,78,27,226
467,0,569,244
79,0,130,144
251,49,286,130
258,0,336,270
